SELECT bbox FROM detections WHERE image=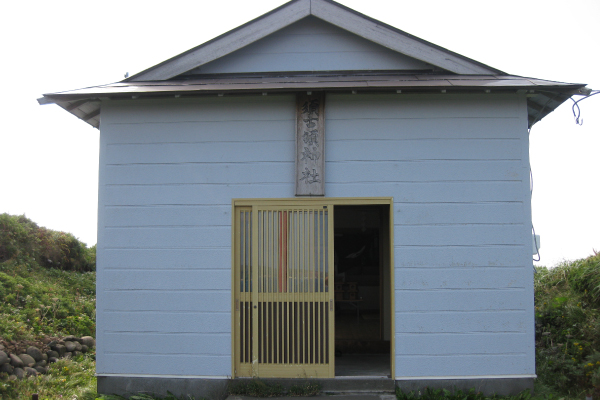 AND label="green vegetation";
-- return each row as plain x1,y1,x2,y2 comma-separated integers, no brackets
0,213,96,341
396,387,533,400
97,393,204,400
0,213,97,399
228,379,321,397
534,251,600,398
0,354,97,400
0,213,95,273
0,261,95,341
